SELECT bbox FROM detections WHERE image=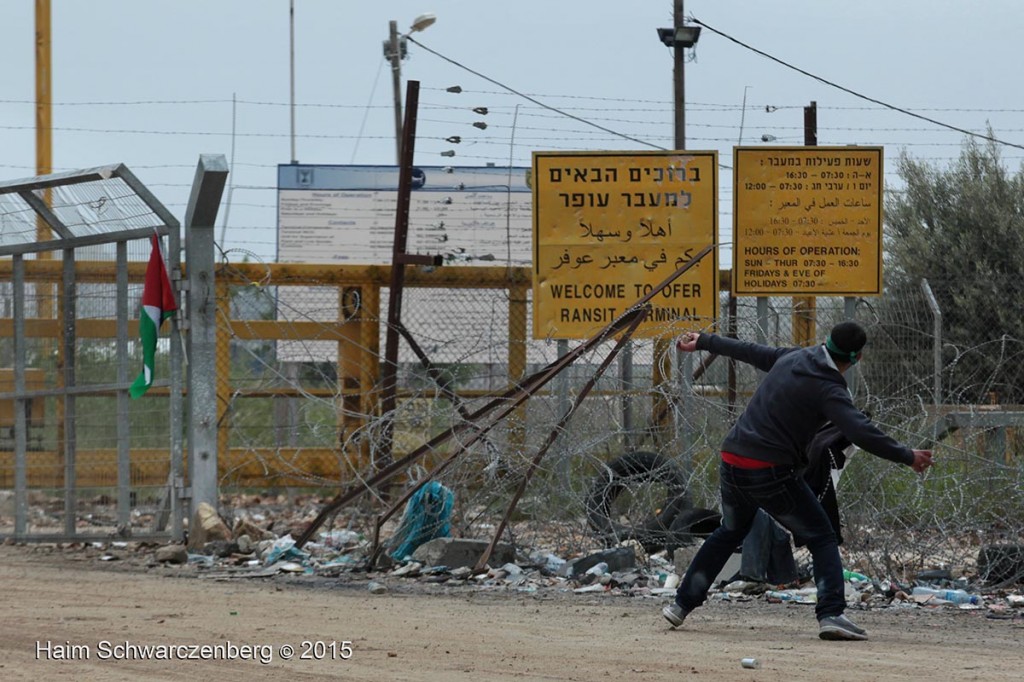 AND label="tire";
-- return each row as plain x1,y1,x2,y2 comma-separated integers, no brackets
586,451,691,550
664,507,721,556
